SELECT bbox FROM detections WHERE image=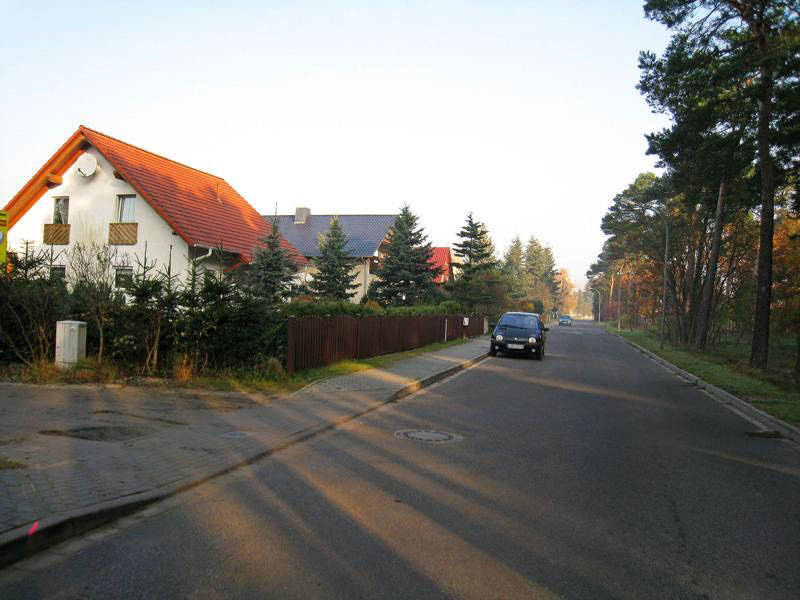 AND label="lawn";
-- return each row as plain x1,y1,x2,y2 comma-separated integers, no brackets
605,325,800,426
